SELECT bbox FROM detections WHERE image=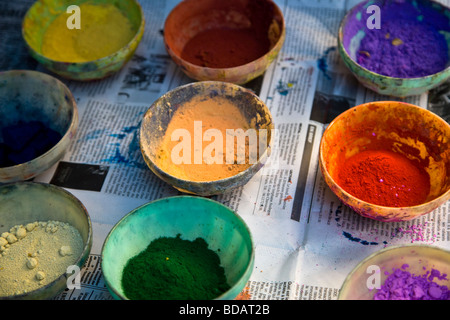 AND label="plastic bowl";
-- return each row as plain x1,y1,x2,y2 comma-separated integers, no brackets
164,0,285,84
101,196,255,300
139,81,274,196
22,0,145,81
0,70,78,183
0,182,92,300
339,245,450,300
319,101,450,221
338,0,450,97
